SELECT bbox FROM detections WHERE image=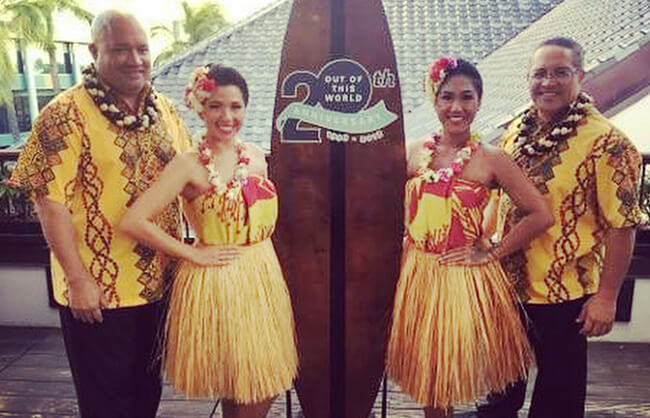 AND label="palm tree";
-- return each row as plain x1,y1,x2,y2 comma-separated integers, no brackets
0,0,49,142
0,19,18,141
152,0,229,67
0,0,91,142
35,0,92,94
